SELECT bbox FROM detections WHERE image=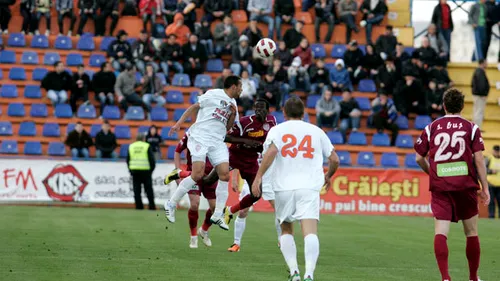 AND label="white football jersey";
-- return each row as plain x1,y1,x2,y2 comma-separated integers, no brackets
189,89,239,143
263,120,334,192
